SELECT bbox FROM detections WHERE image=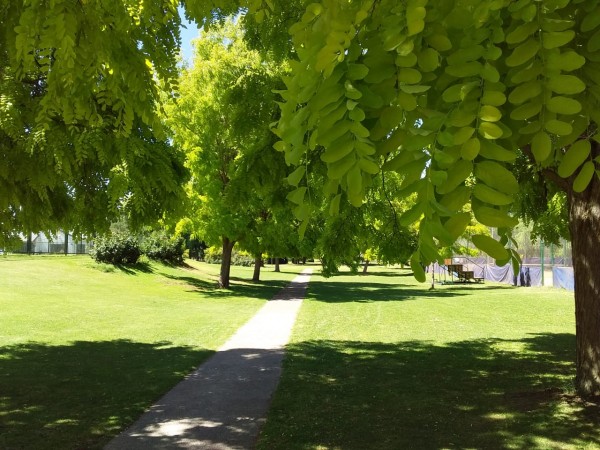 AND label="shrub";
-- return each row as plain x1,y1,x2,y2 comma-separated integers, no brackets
142,231,185,264
89,234,141,265
203,246,254,266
